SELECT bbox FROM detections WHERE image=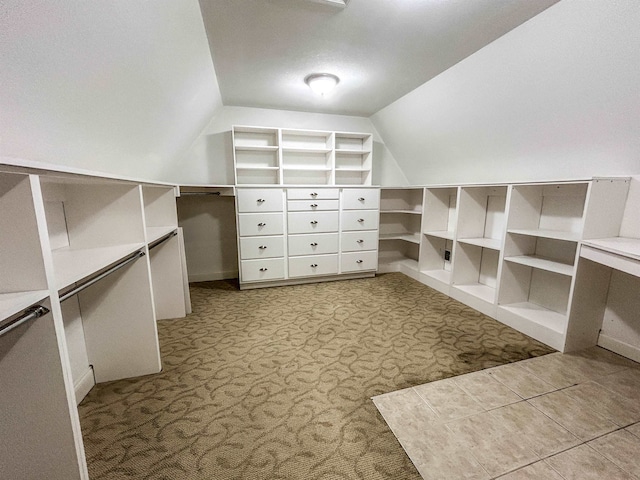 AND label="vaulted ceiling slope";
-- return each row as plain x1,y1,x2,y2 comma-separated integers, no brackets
199,0,559,116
